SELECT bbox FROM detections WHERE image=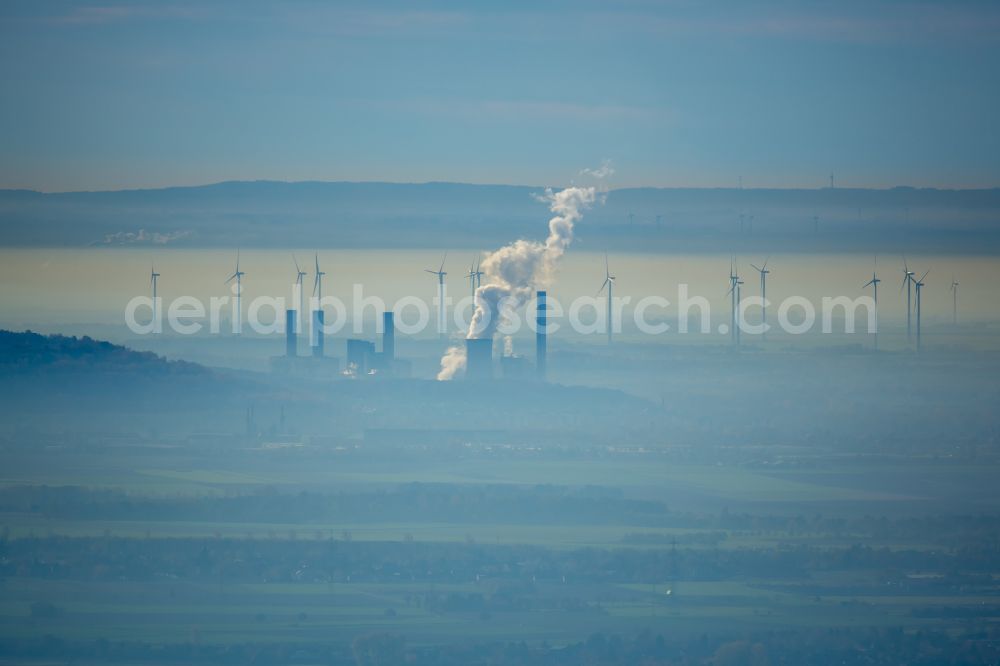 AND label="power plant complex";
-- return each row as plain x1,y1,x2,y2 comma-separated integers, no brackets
269,289,548,382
